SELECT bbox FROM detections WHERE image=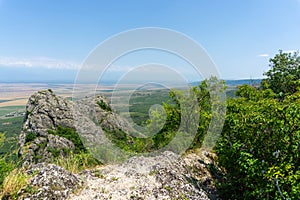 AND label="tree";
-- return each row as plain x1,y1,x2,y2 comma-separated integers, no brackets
147,77,226,150
263,50,300,98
